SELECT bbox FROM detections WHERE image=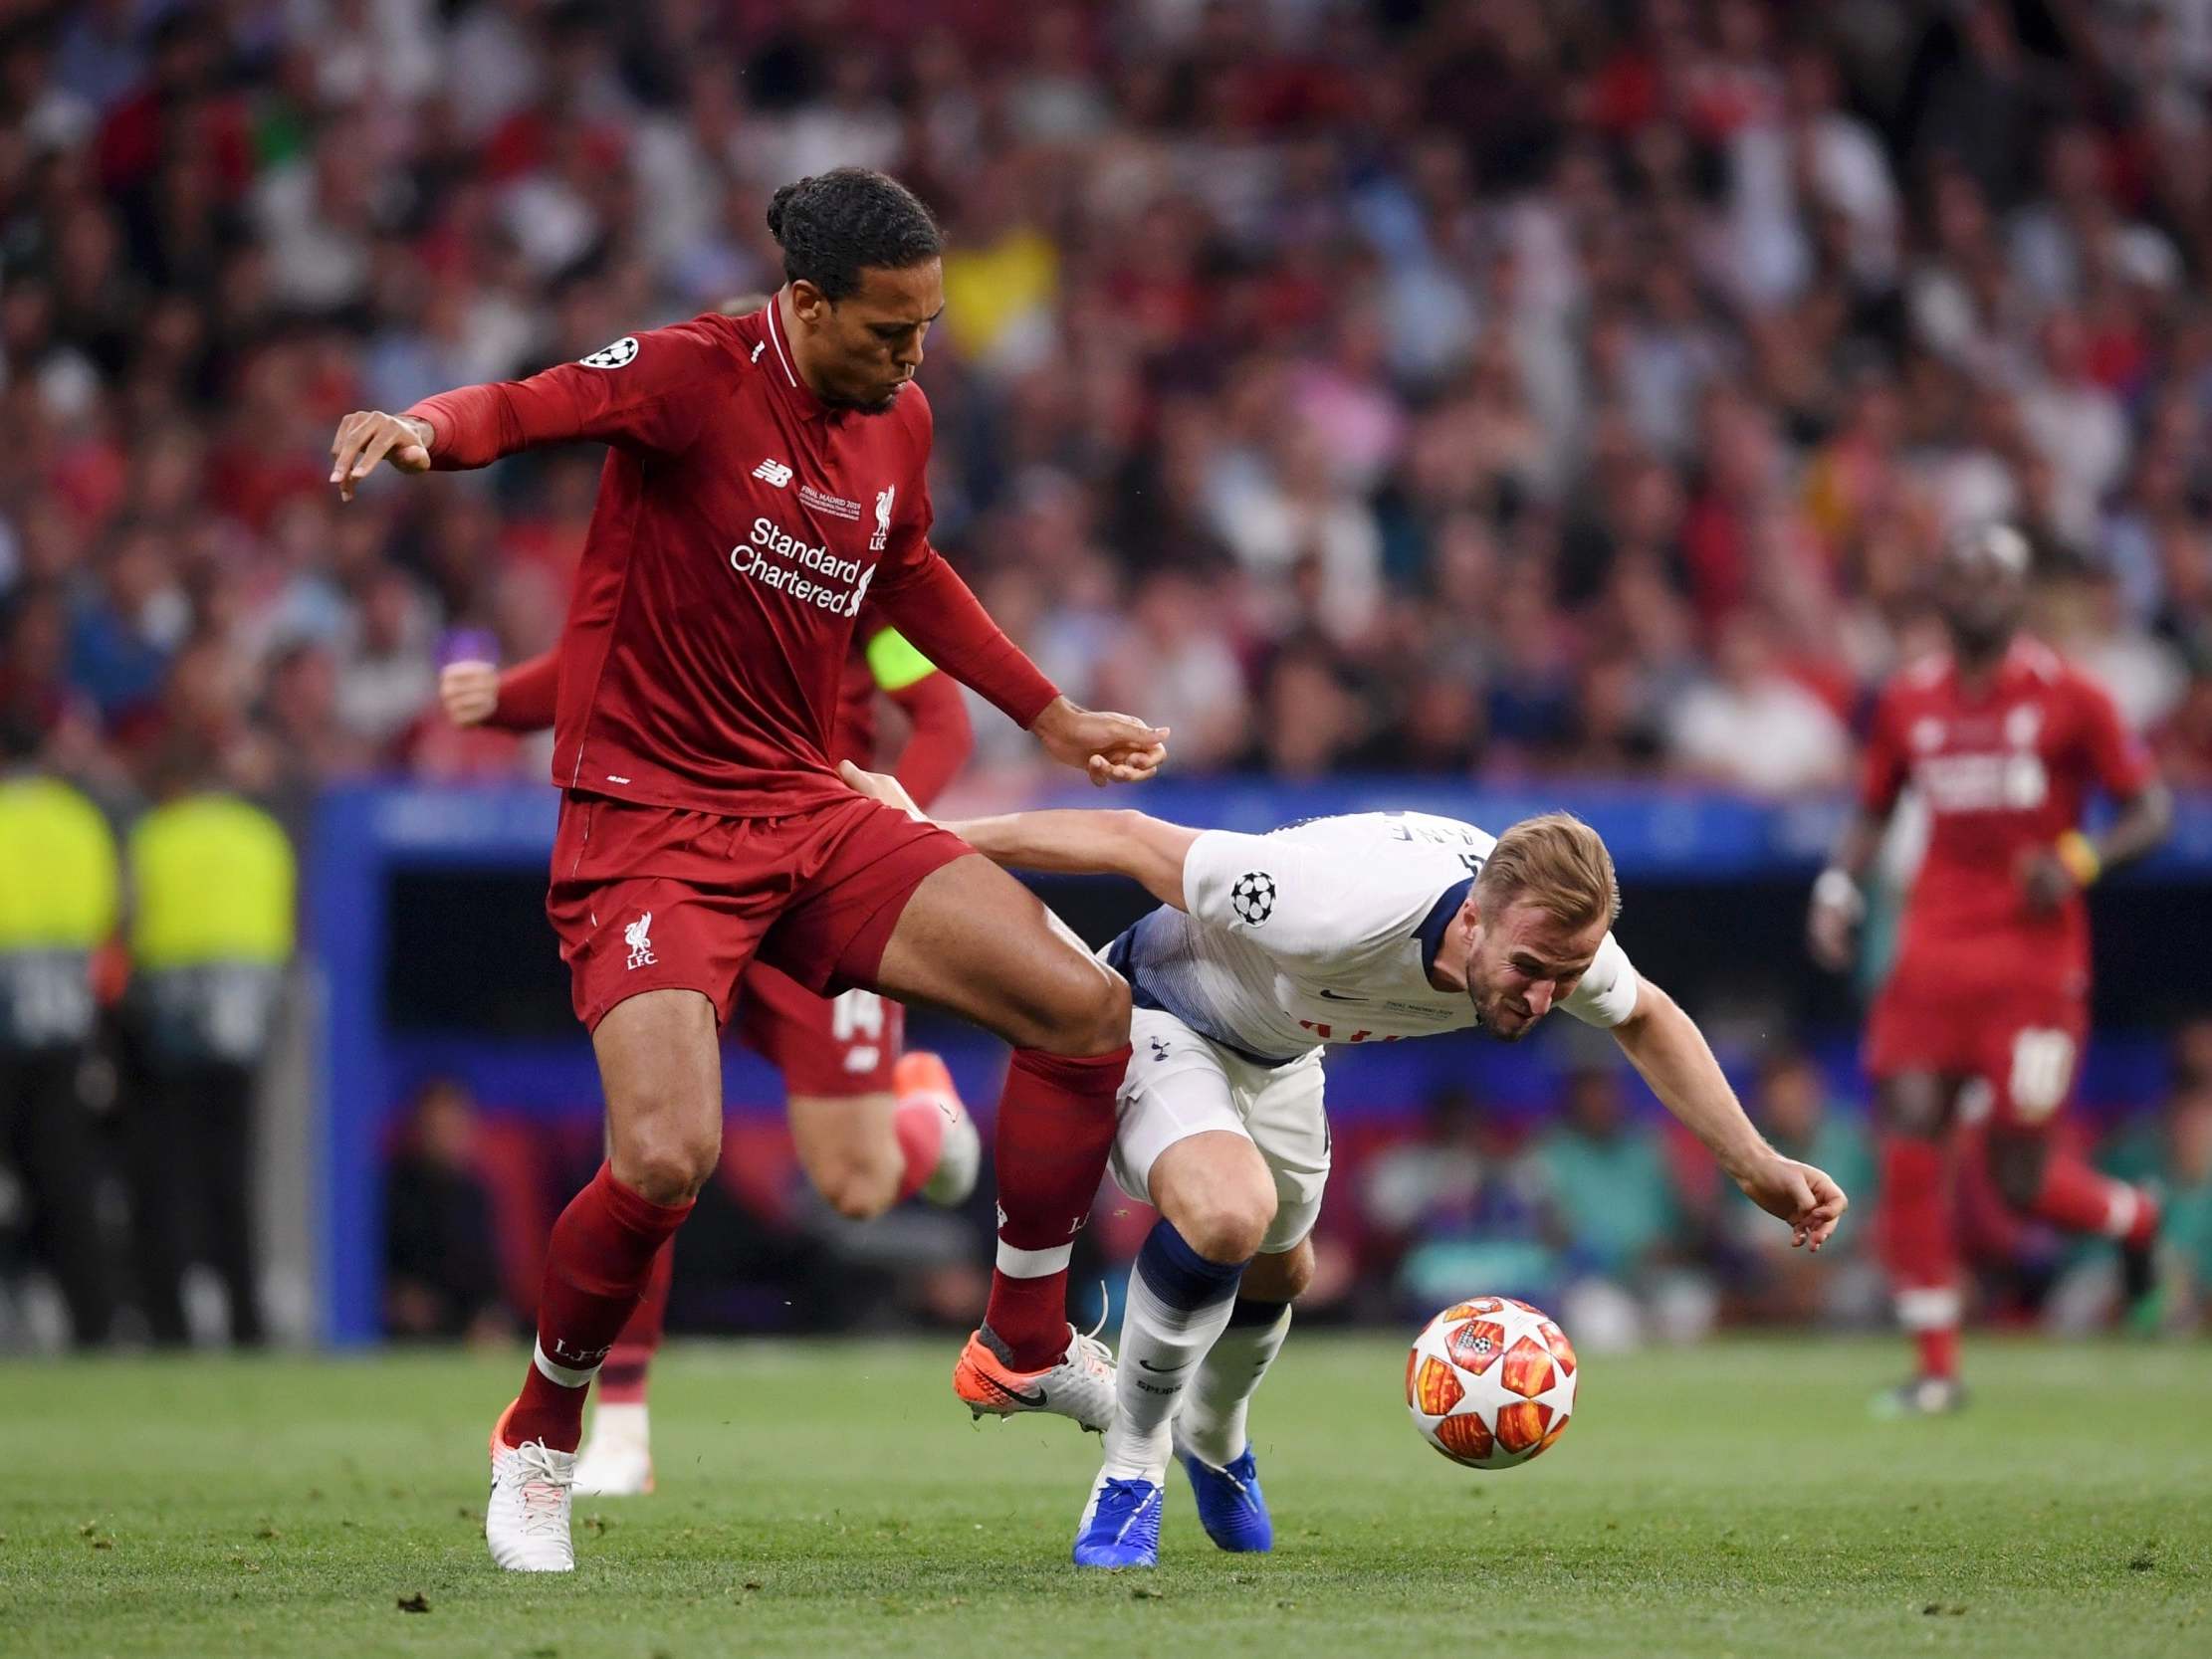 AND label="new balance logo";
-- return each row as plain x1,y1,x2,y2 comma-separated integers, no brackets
624,912,657,969
753,458,793,487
